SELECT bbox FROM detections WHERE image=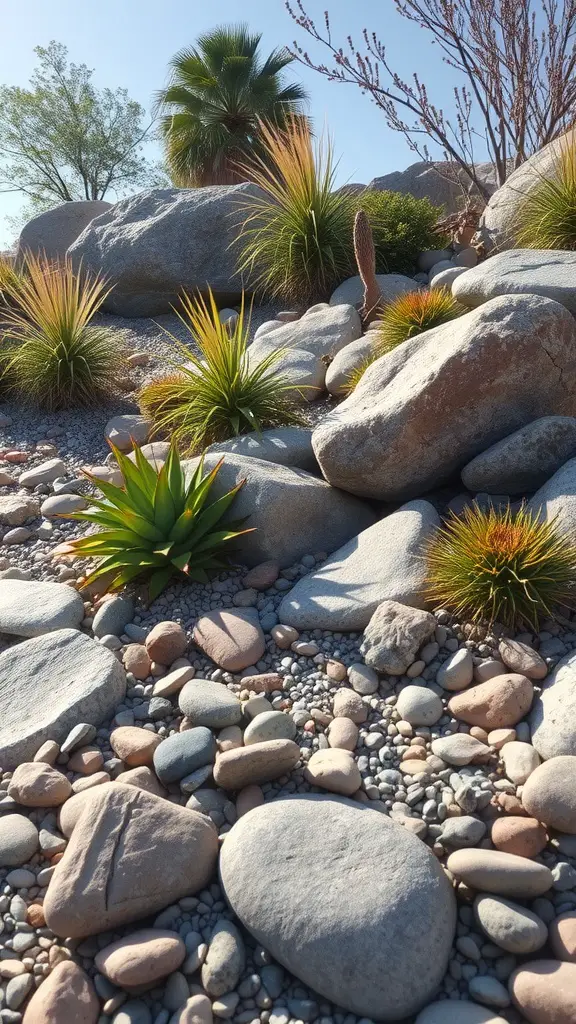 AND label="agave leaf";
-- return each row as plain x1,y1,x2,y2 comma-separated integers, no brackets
132,442,162,493
171,551,192,571
105,453,155,521
165,441,185,511
185,480,248,547
148,566,175,601
185,566,210,583
153,461,177,534
185,458,223,514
